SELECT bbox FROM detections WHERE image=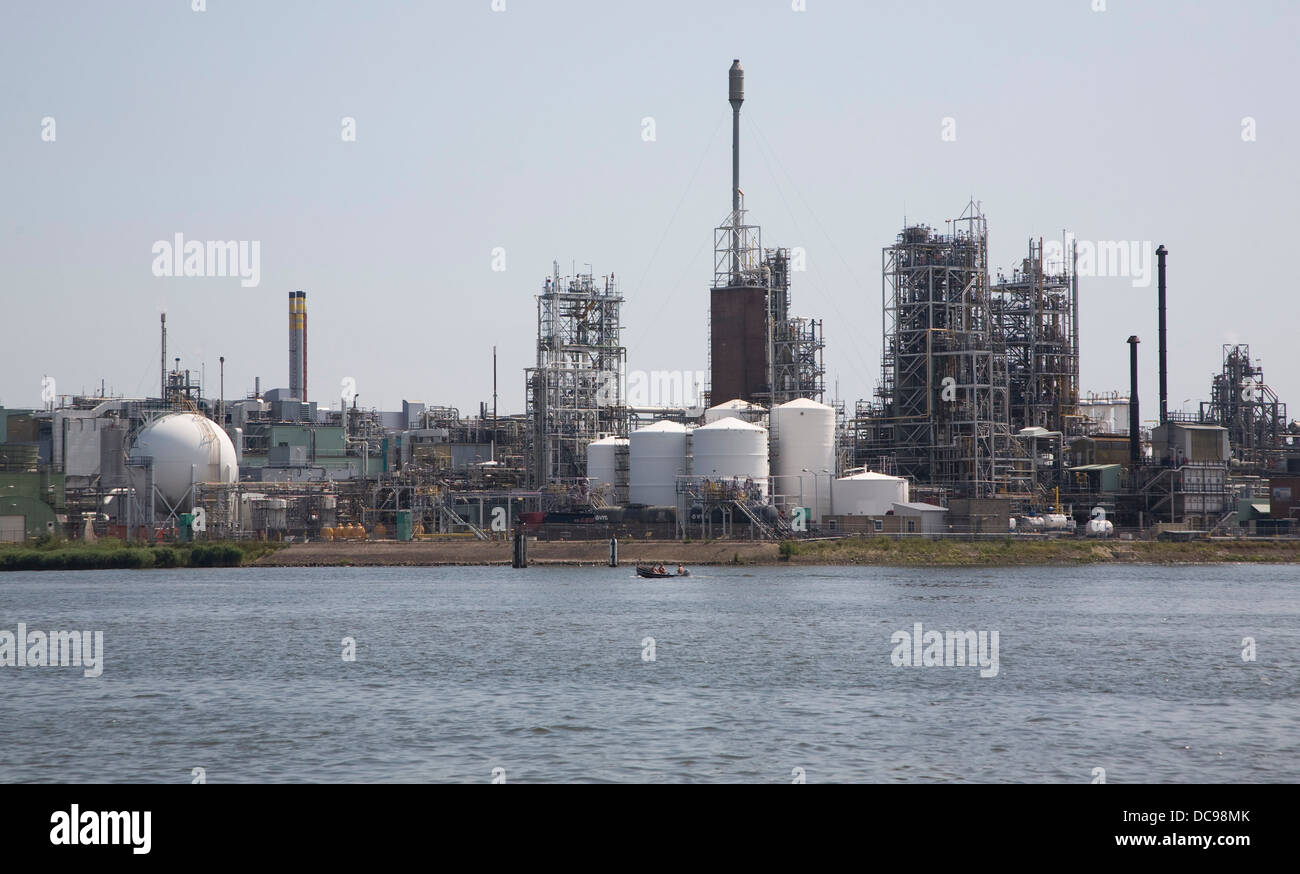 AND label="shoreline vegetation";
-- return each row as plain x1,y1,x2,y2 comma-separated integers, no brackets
6,536,1300,570
0,539,284,571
